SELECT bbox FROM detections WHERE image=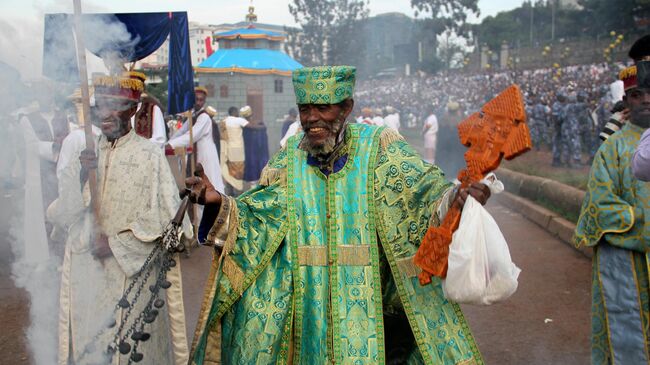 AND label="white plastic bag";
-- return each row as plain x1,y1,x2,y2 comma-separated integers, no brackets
442,191,521,305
